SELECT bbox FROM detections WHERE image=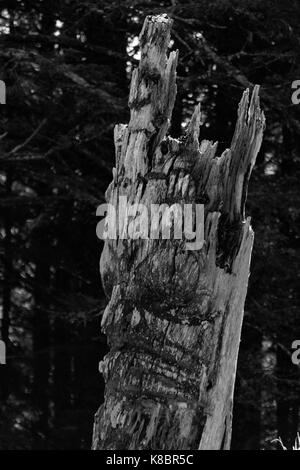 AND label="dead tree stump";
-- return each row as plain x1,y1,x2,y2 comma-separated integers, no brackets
92,14,265,450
